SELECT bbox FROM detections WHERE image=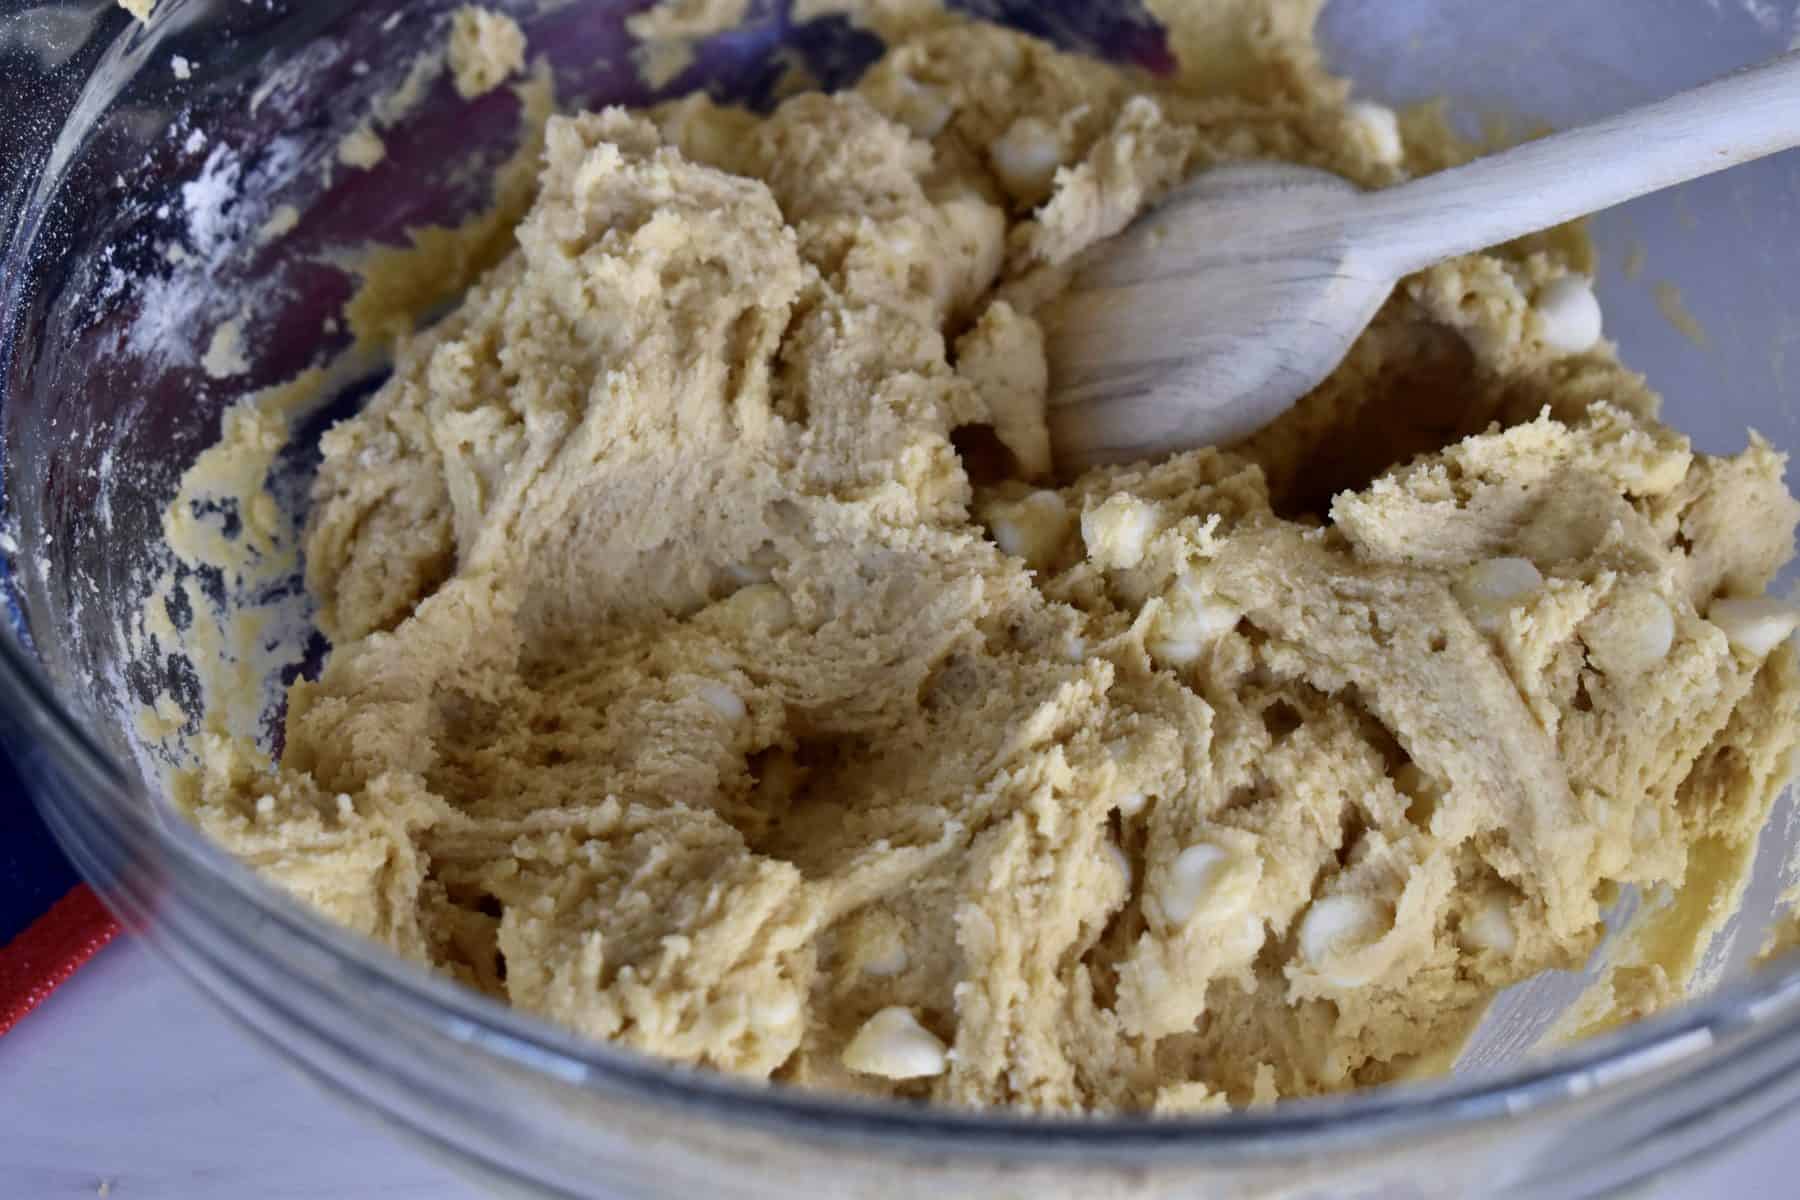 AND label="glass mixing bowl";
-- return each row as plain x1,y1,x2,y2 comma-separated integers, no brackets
4,1,1800,1196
